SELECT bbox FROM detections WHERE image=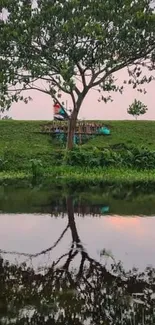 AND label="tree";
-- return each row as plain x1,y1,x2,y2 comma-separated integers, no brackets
0,0,155,149
2,115,12,120
127,99,148,120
